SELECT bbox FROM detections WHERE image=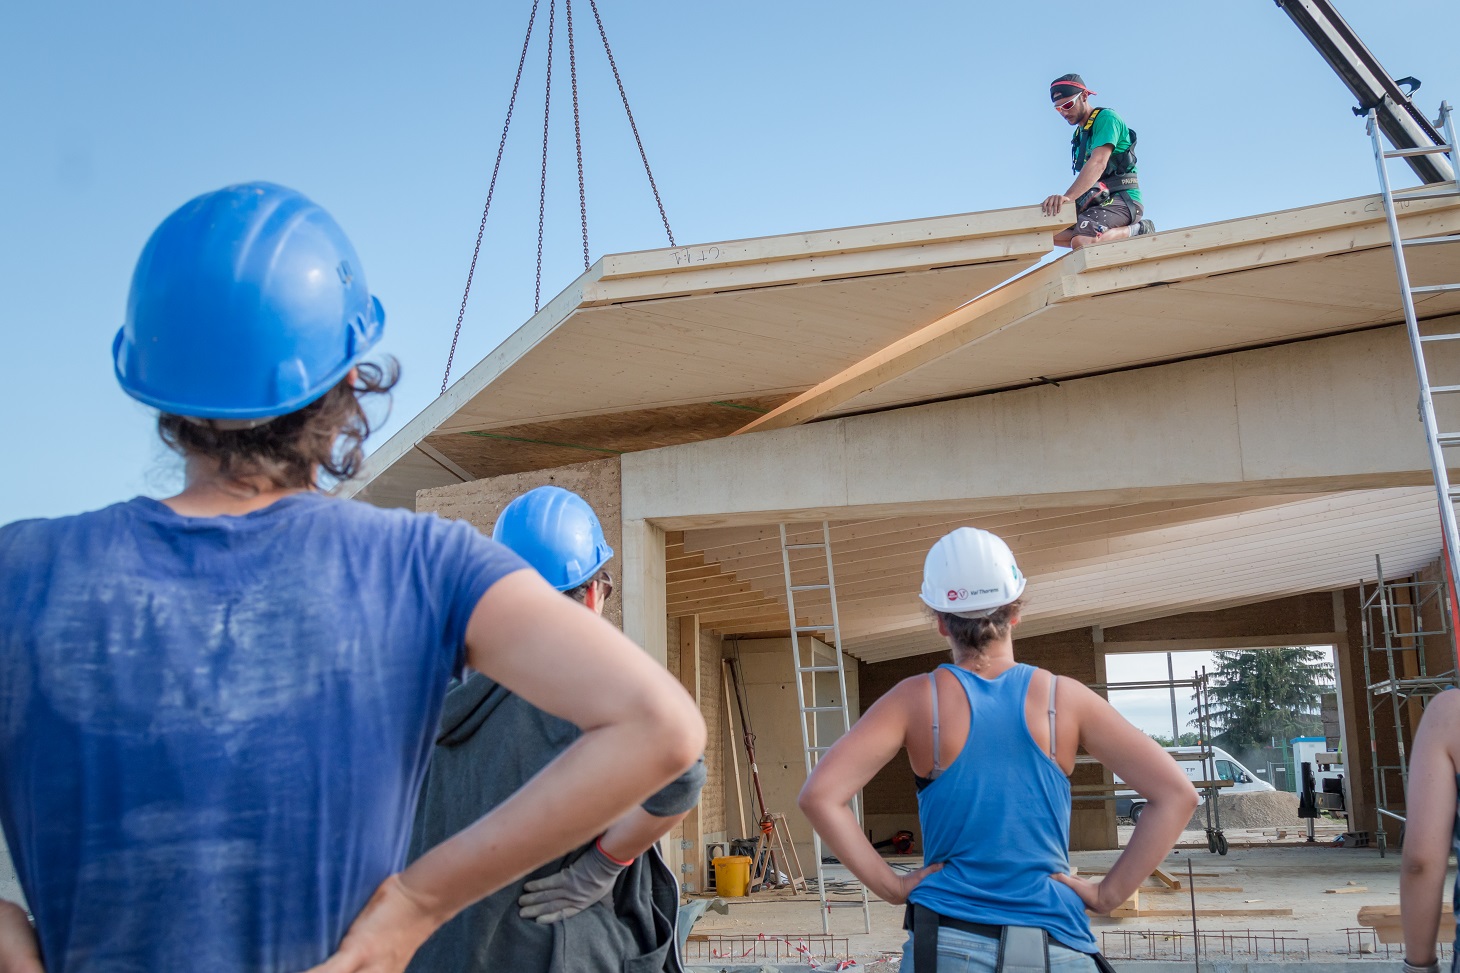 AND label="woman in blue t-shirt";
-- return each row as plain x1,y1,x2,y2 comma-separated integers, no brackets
800,528,1197,972
1400,688,1460,973
0,183,705,973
